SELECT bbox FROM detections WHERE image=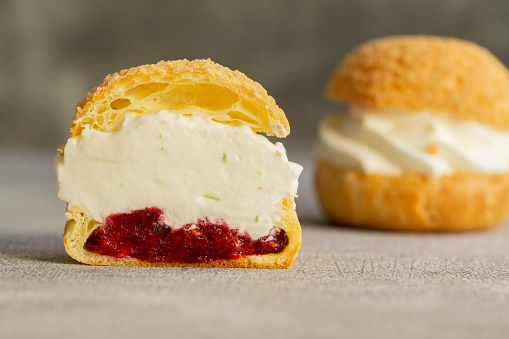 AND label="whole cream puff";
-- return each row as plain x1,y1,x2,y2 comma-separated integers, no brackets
315,36,509,231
